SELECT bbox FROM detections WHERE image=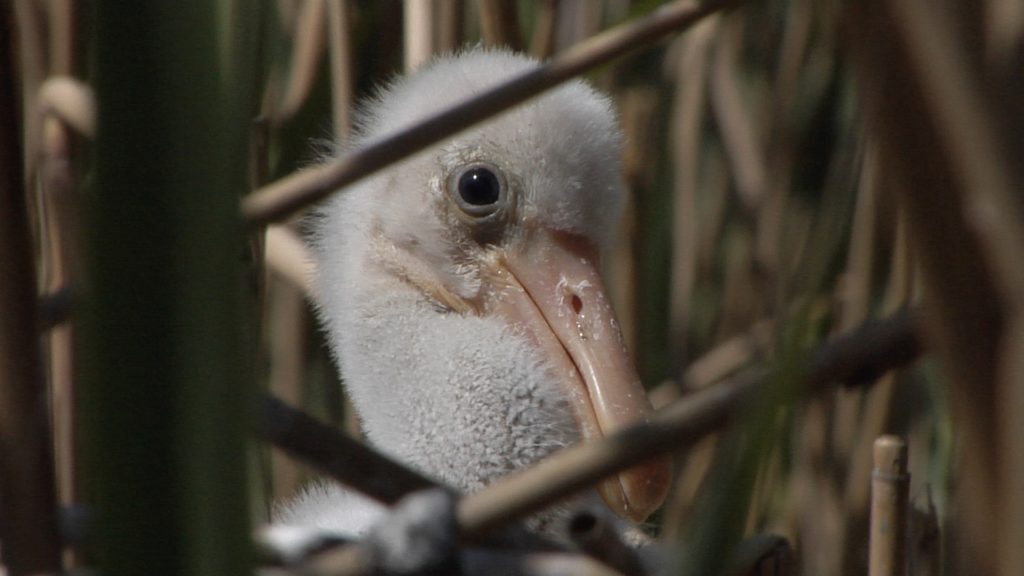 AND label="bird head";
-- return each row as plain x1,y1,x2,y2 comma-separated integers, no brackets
315,49,671,523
